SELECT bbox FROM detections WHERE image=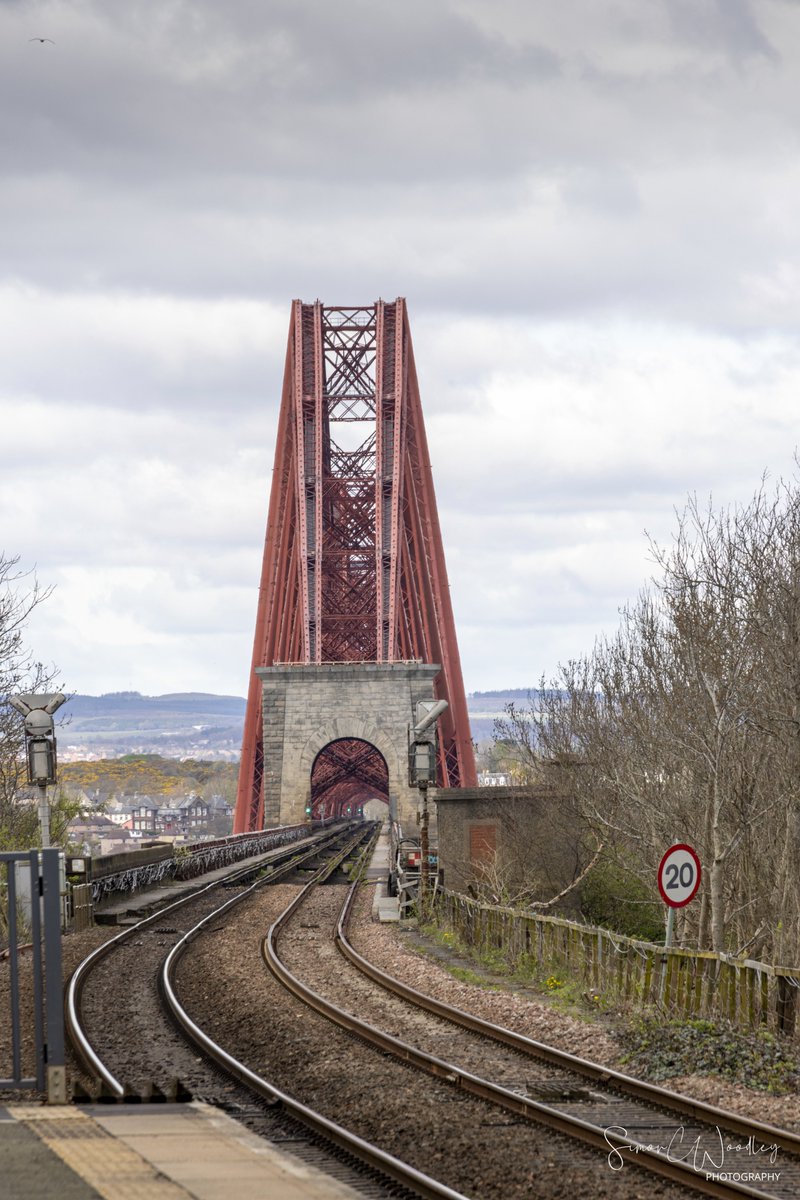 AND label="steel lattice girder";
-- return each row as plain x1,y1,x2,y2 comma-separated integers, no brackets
310,738,389,815
234,299,477,832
